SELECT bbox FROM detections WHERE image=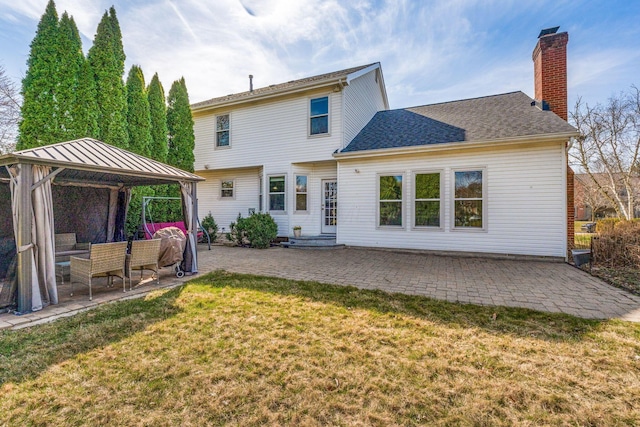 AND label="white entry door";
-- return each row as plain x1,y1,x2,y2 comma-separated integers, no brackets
321,179,337,234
